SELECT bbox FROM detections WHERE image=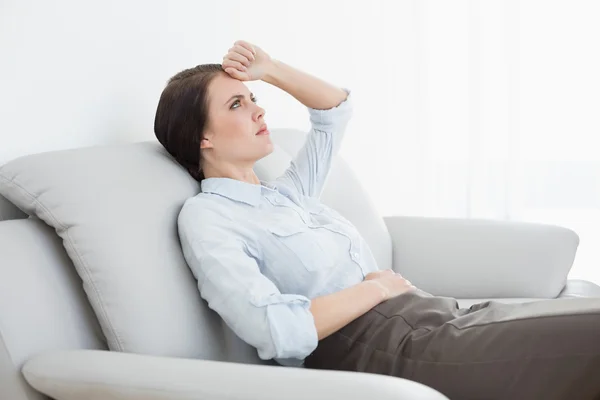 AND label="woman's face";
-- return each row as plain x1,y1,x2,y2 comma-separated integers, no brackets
201,72,273,166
